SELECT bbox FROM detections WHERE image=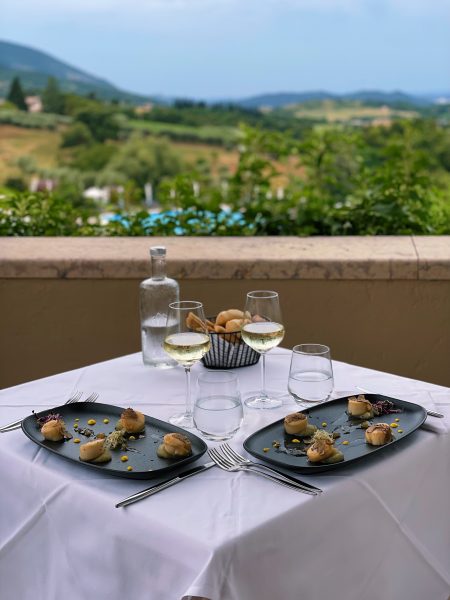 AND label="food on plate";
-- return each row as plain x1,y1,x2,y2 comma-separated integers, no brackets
116,408,145,433
365,423,393,446
284,412,317,437
79,438,111,463
347,395,374,419
157,432,192,459
41,418,71,442
106,429,128,450
306,430,344,464
371,399,402,416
